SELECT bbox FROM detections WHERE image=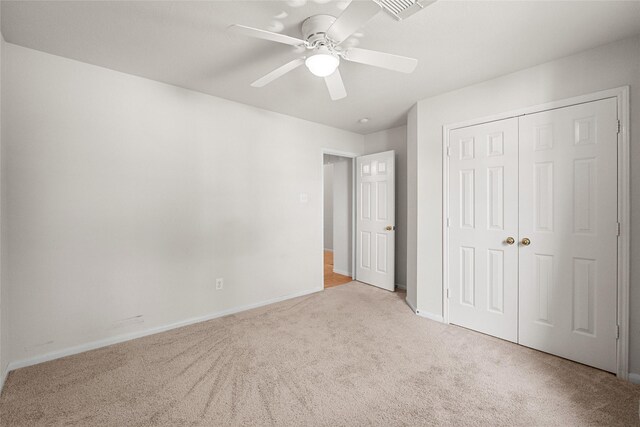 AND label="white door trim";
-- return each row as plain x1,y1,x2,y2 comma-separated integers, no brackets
441,86,630,380
321,148,359,285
